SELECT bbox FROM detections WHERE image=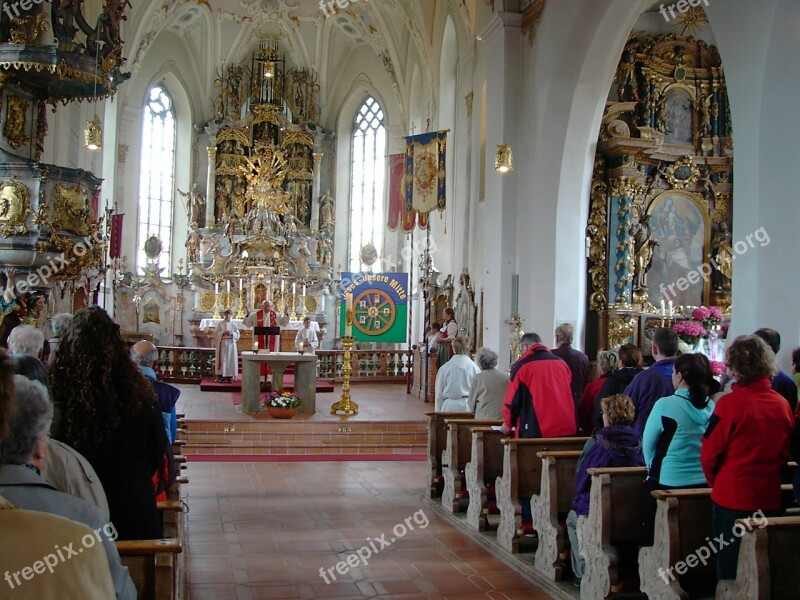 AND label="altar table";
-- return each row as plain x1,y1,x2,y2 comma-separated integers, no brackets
241,351,318,415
